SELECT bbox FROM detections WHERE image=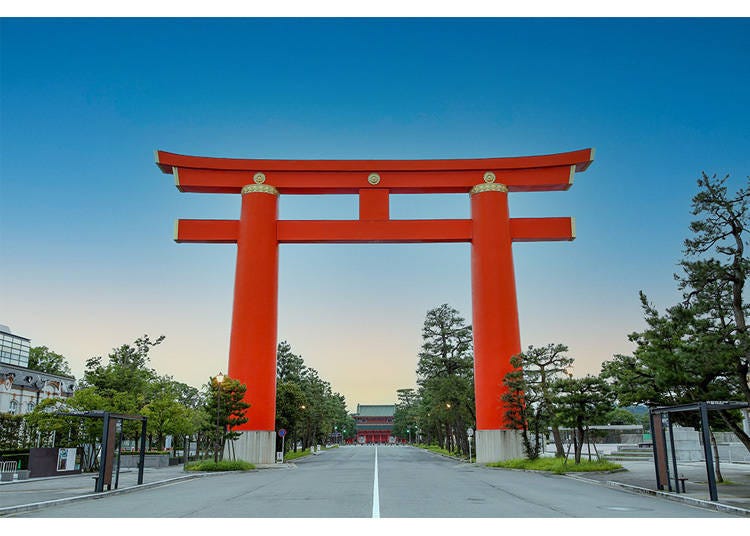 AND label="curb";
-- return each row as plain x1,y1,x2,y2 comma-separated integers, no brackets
0,472,223,517
563,474,750,517
604,480,750,517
